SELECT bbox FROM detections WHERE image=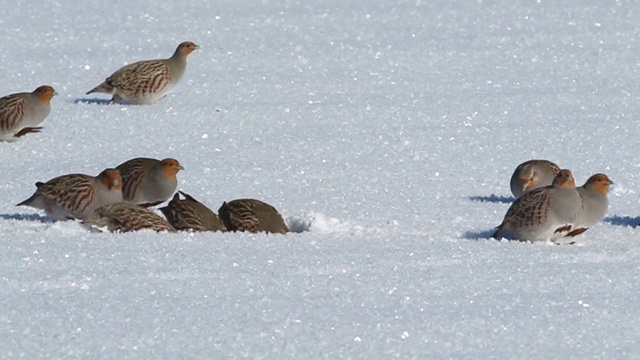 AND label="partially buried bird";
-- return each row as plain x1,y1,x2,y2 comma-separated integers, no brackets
160,191,226,232
116,157,183,207
563,173,613,239
218,198,289,234
510,159,560,199
17,168,123,220
82,202,175,233
86,41,198,105
493,169,581,243
0,85,57,142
